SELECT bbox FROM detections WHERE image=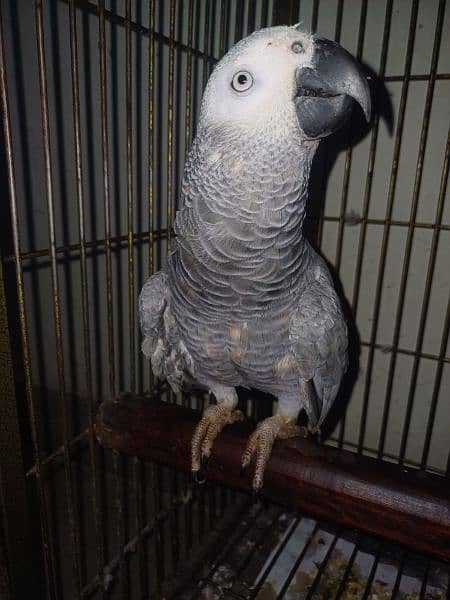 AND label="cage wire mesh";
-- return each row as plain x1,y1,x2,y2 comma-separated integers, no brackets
0,0,449,598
